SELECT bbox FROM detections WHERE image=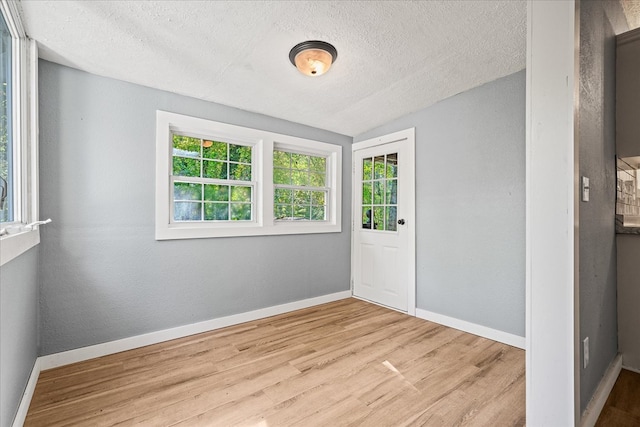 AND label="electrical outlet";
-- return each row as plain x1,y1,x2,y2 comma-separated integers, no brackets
583,337,589,369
